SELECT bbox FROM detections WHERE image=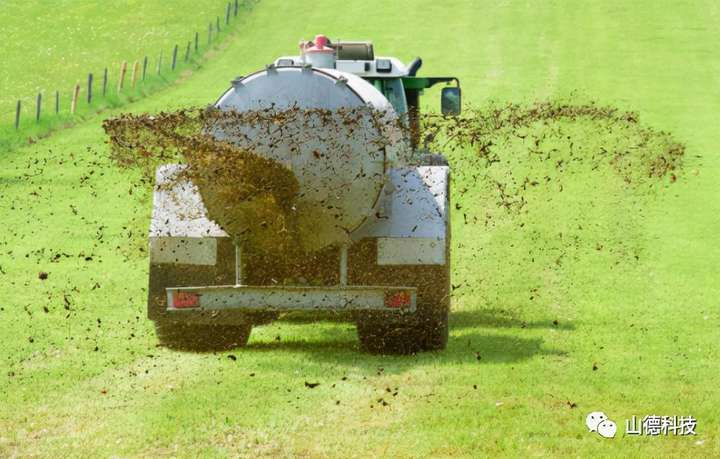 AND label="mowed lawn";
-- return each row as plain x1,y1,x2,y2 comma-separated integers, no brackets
0,0,239,124
1,0,719,457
